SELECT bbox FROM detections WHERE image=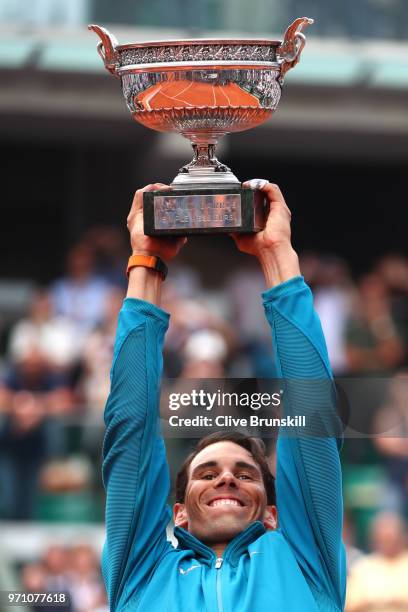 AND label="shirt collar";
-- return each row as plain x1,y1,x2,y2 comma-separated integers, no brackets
174,521,266,566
